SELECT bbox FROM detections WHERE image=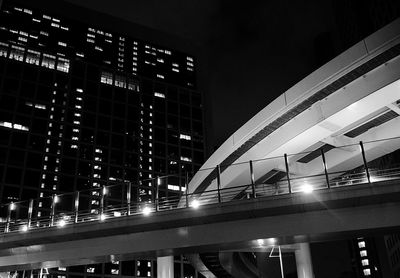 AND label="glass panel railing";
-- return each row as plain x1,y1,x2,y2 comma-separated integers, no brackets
287,149,327,193
253,156,290,197
326,143,367,188
363,137,400,183
220,162,251,202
